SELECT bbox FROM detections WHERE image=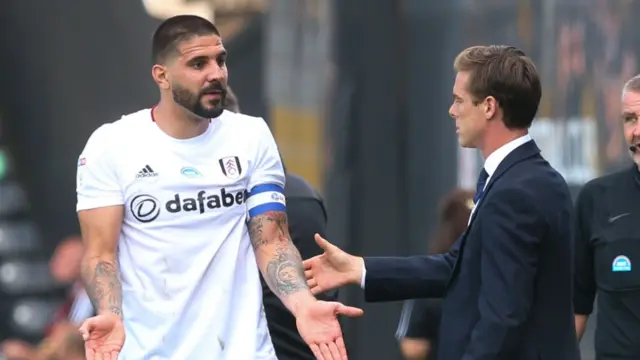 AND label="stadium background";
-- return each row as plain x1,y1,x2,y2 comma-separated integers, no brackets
0,0,635,359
